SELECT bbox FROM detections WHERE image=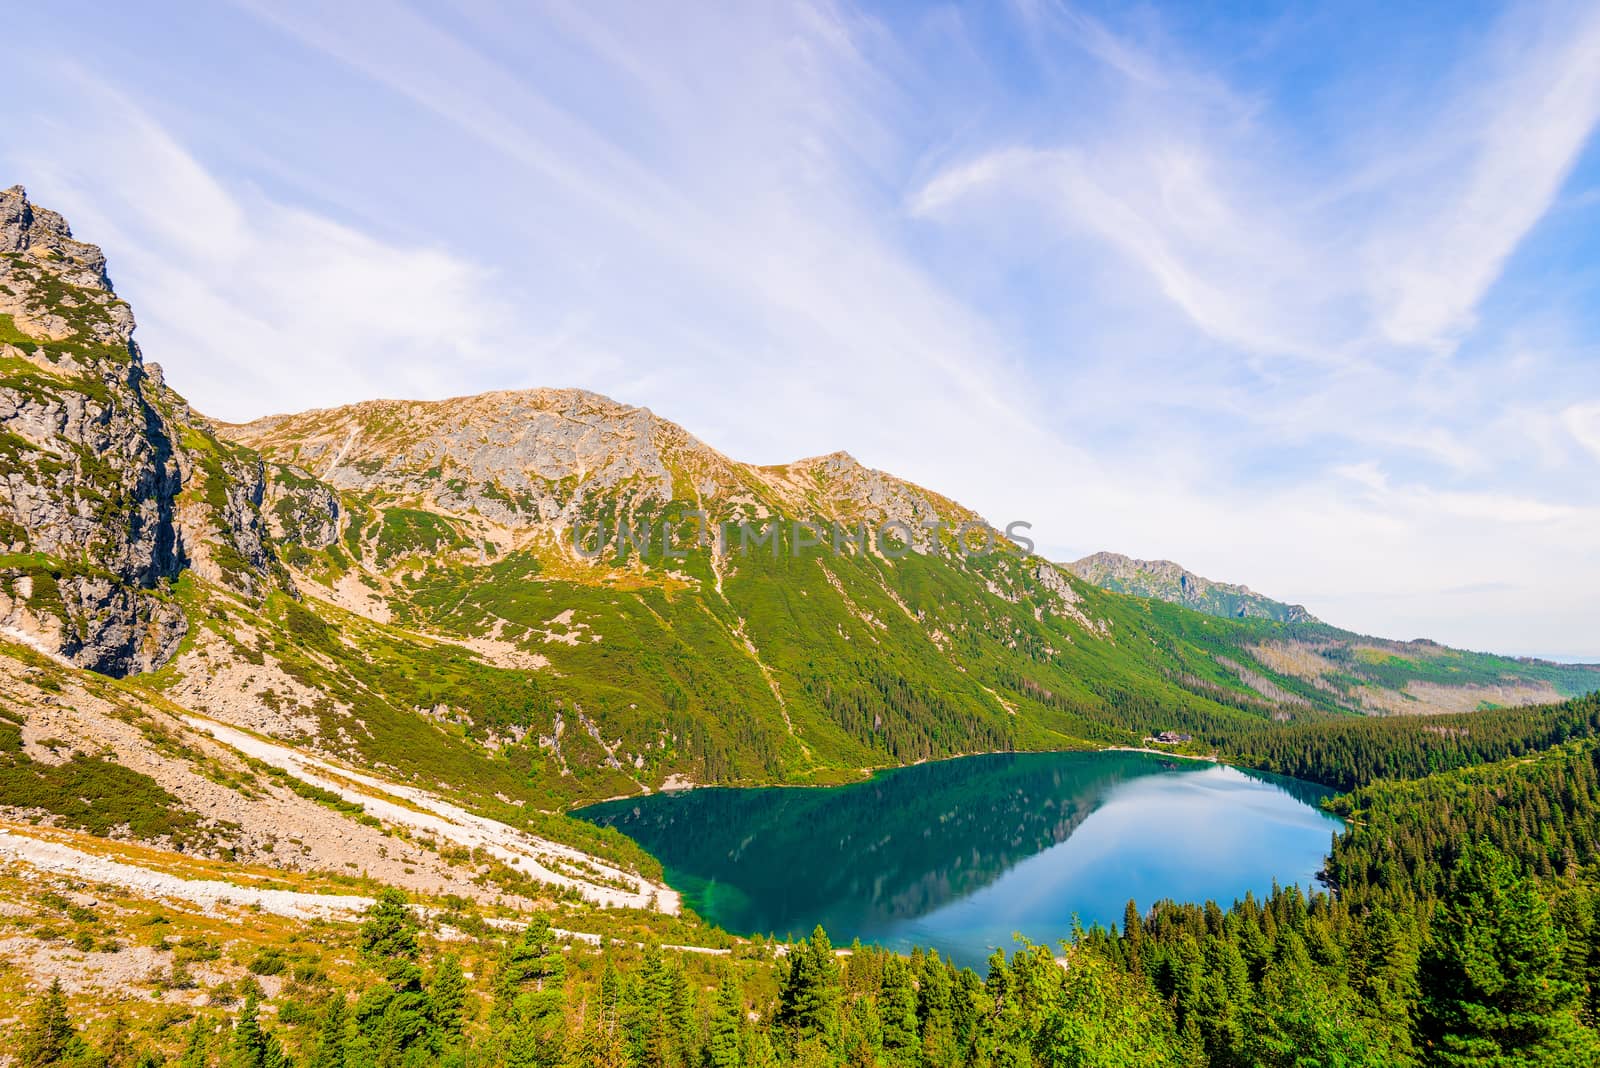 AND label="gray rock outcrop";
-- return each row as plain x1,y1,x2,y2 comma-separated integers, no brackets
0,185,283,674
